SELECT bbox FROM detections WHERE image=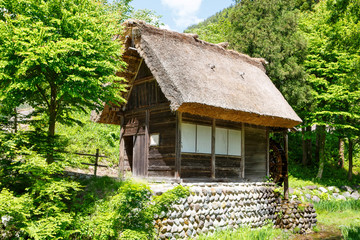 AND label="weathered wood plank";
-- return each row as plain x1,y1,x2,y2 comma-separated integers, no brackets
118,118,125,179
241,123,245,178
175,112,182,178
245,126,267,179
211,119,216,179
